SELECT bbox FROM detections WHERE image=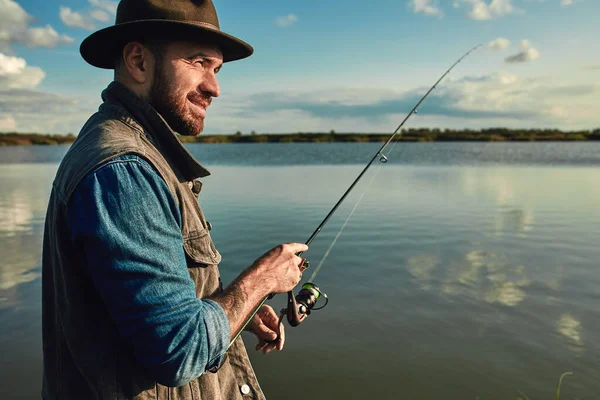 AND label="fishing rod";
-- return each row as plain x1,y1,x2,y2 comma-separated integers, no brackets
227,44,482,349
